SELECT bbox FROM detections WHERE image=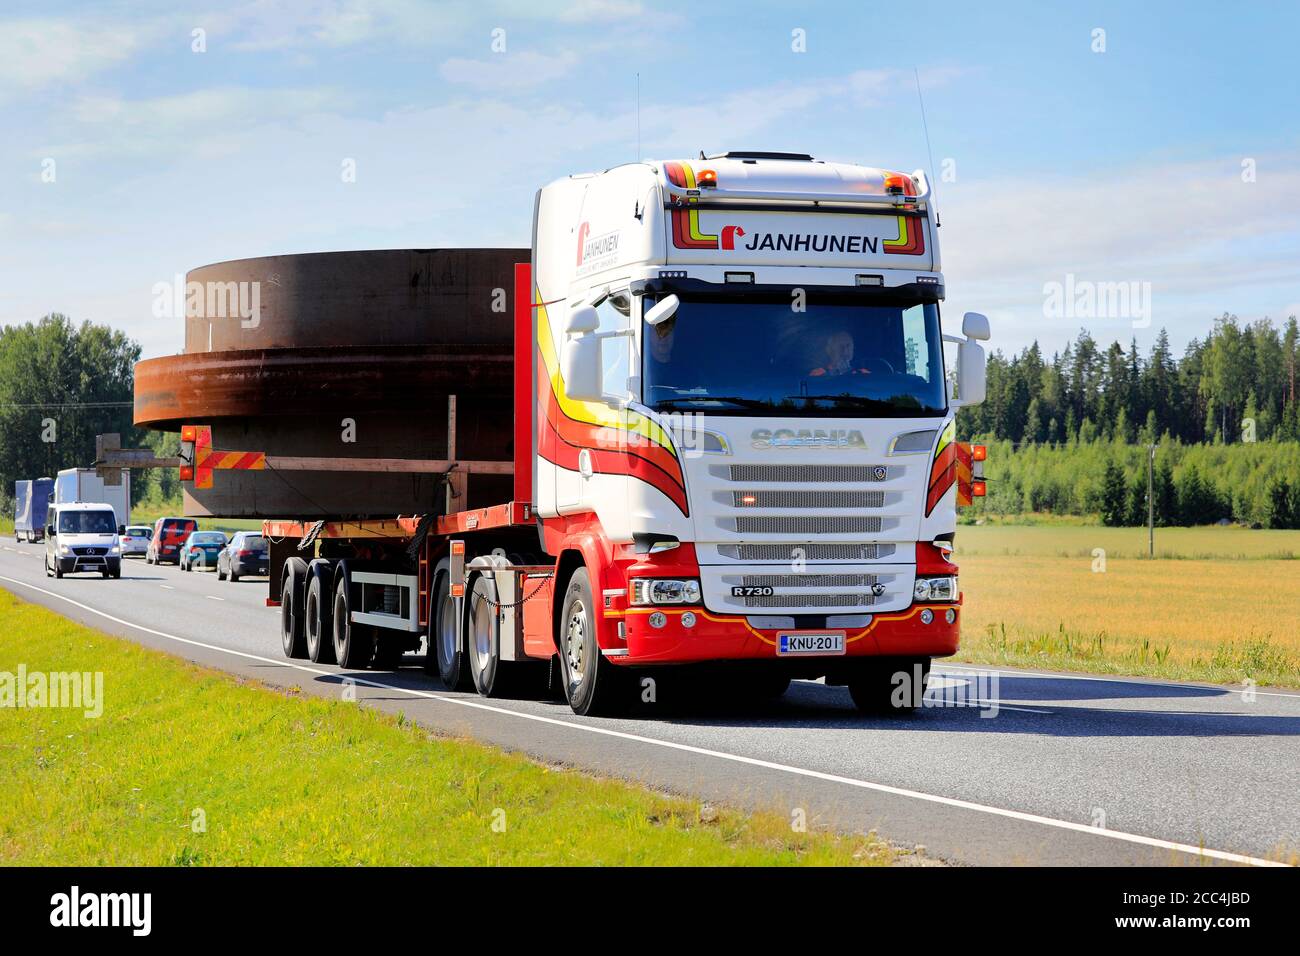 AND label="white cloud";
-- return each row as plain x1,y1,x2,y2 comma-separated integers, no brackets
938,154,1300,351
440,51,579,90
0,18,149,91
552,0,645,22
